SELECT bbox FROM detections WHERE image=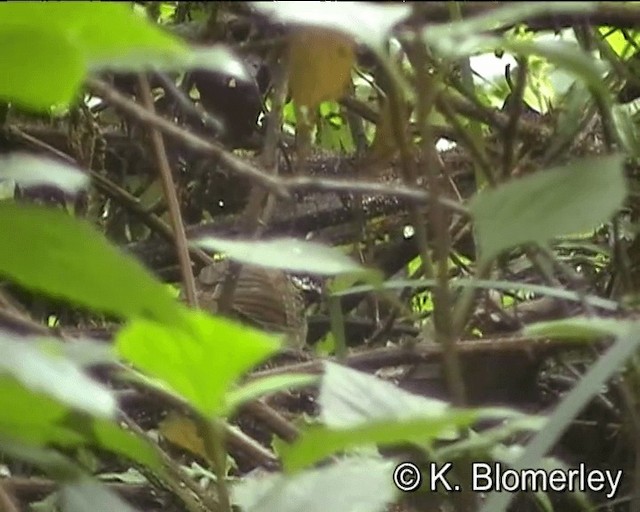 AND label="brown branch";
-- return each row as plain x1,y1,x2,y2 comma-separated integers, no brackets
248,335,583,380
136,75,198,307
86,77,469,211
6,126,213,268
86,77,289,198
